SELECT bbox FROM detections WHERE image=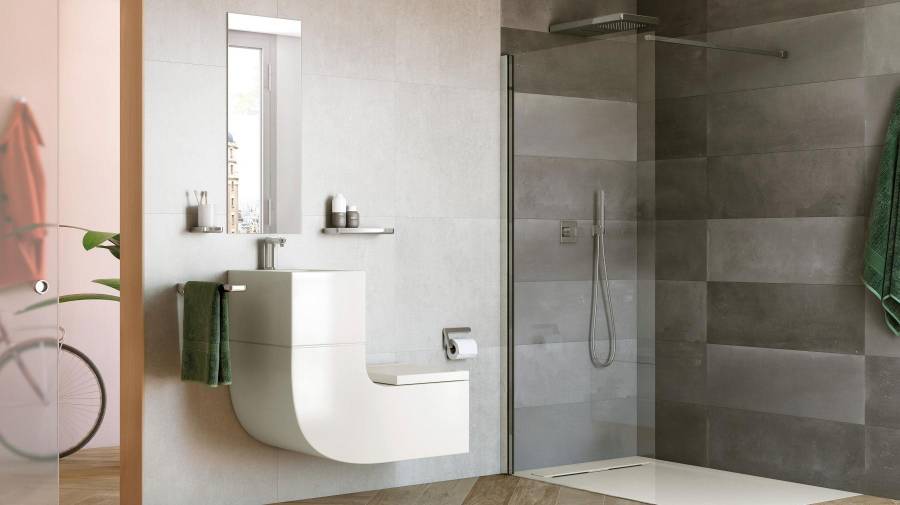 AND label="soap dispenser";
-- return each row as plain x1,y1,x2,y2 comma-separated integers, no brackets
332,194,347,228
